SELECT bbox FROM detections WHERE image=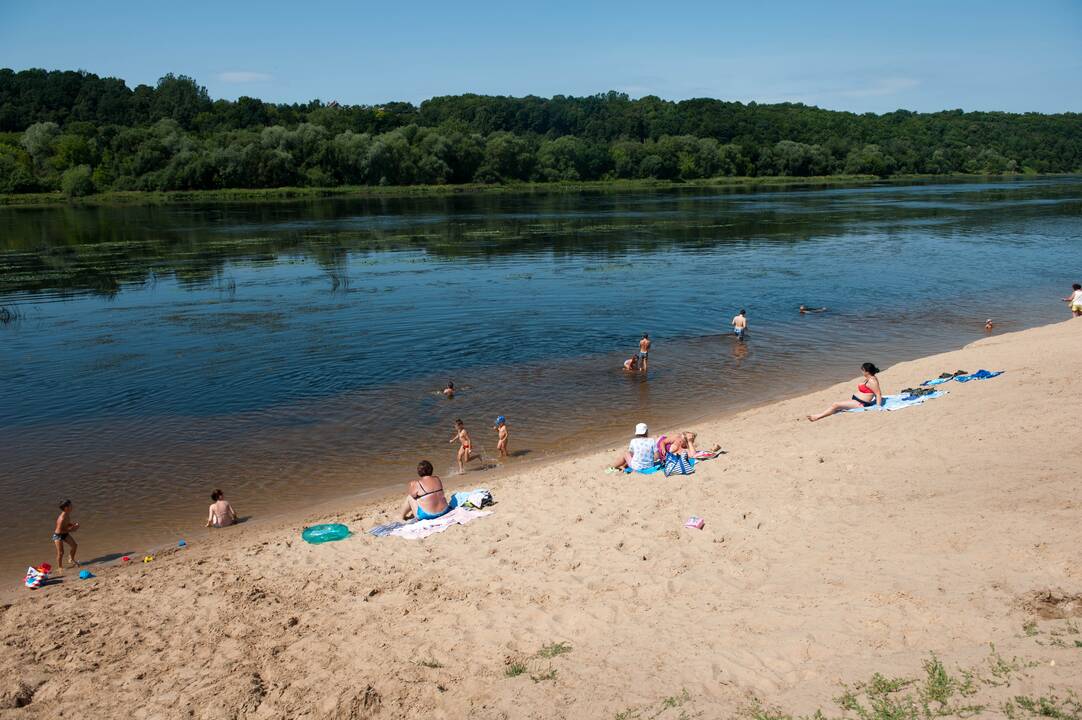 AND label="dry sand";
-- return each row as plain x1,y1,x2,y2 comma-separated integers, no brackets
2,320,1081,719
